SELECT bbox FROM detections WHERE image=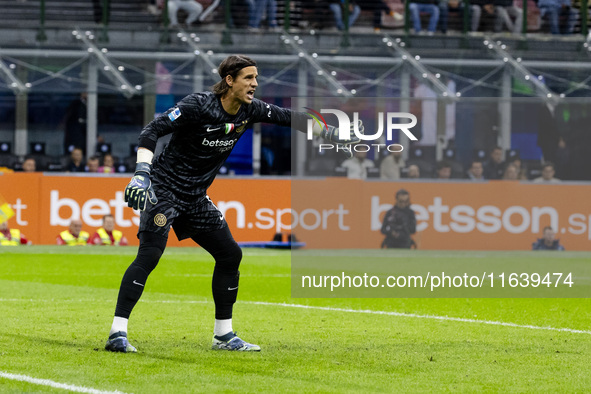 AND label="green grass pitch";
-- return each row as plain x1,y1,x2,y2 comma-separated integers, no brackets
1,246,590,392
